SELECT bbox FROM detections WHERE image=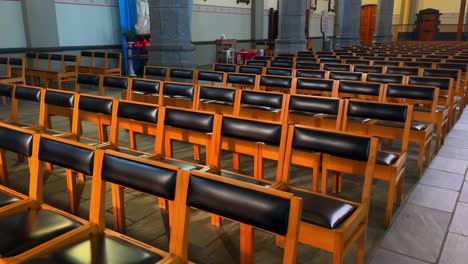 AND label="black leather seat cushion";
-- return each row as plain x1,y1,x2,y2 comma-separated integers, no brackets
0,210,81,257
291,189,356,229
24,235,162,264
375,120,428,131
0,192,20,207
376,151,399,166
220,171,271,187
